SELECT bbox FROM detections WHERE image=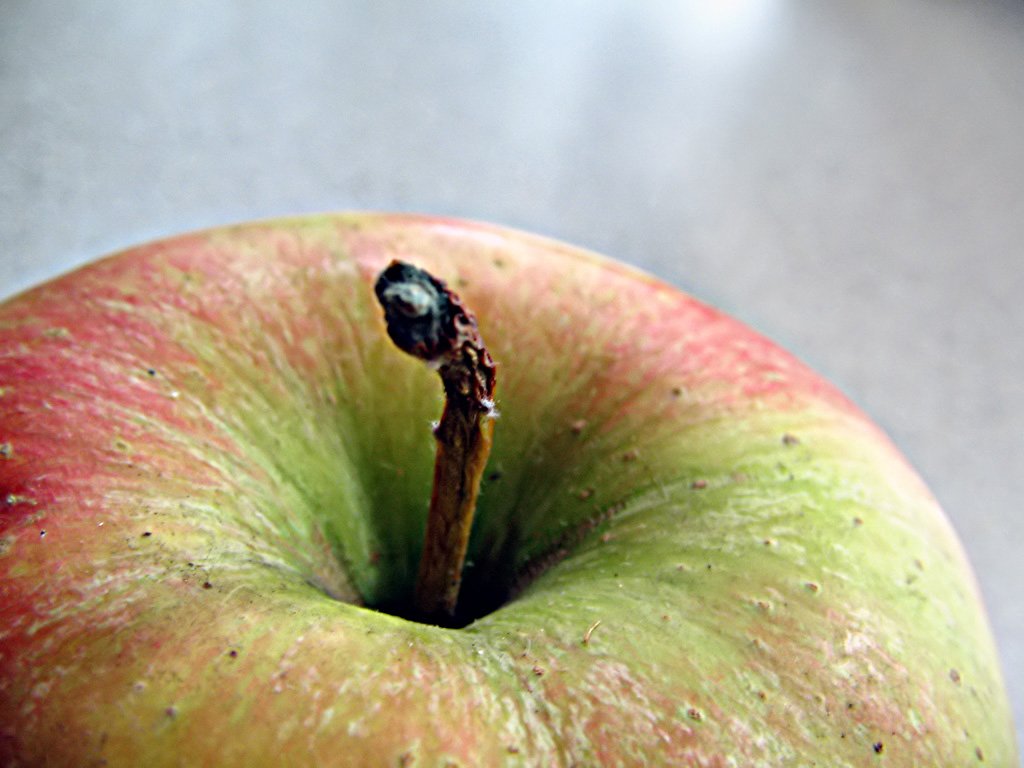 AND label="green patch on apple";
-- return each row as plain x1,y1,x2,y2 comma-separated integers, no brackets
0,213,1016,765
